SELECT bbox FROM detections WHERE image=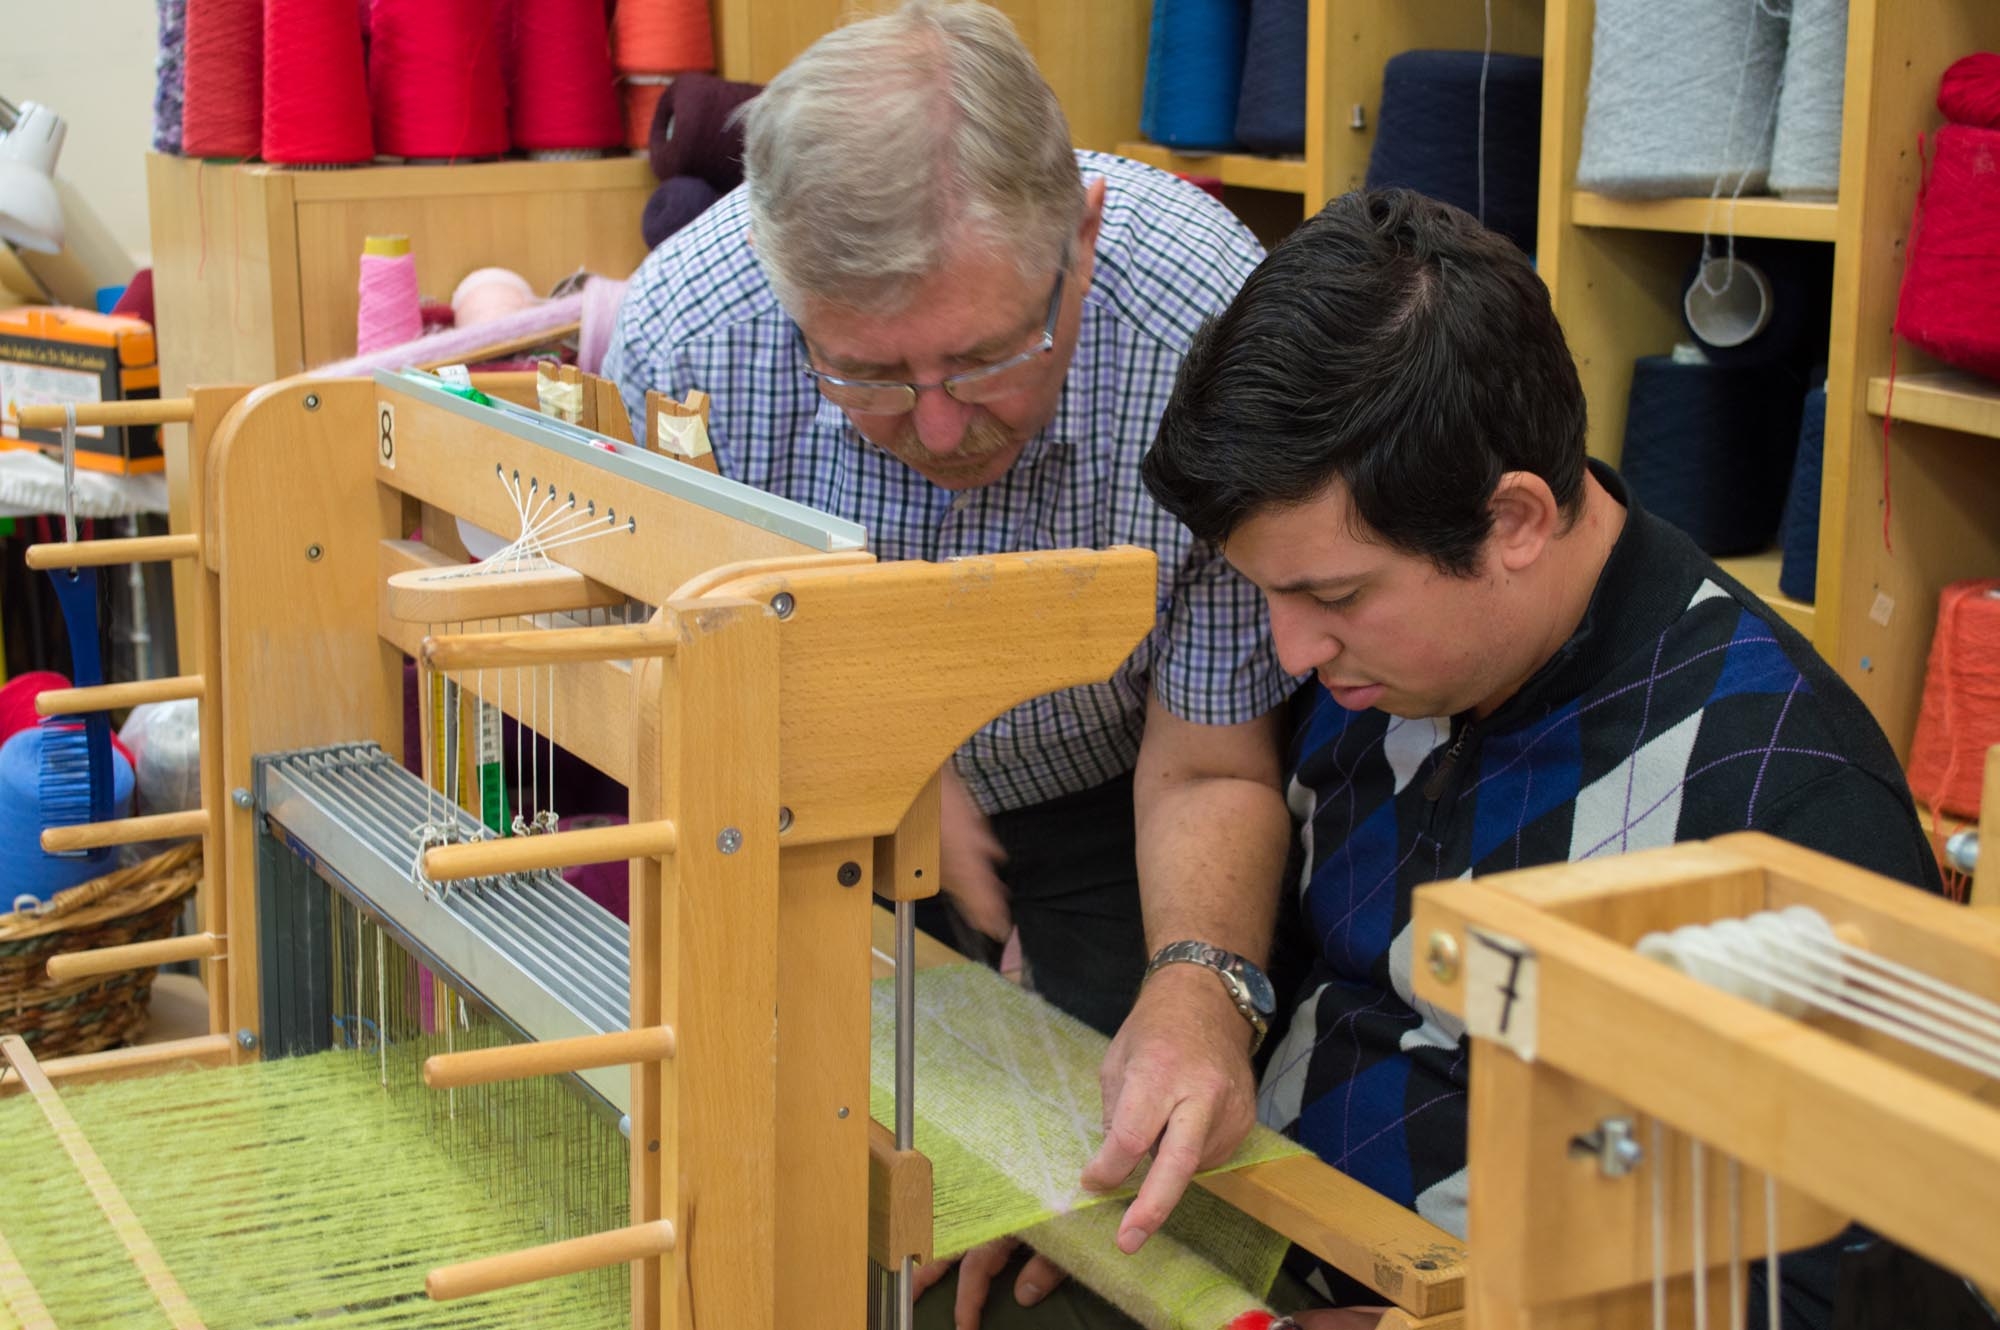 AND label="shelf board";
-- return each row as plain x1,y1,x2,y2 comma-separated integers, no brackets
1865,371,2000,441
1569,192,1839,243
1715,548,1816,640
1116,141,1306,195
